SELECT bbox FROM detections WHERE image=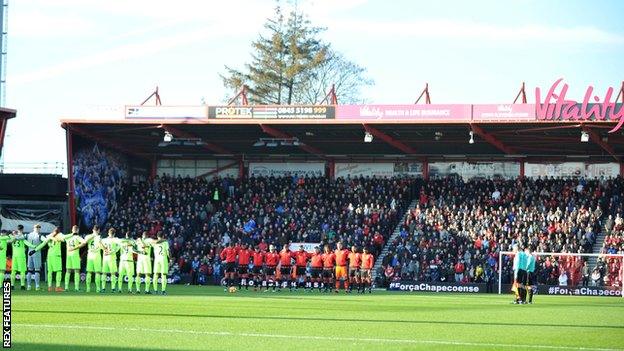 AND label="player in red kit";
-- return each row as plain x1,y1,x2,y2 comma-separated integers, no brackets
251,246,265,291
264,245,279,292
348,245,362,293
334,242,350,293
278,244,295,291
294,245,311,291
321,245,335,293
360,247,374,293
309,246,324,292
237,243,252,290
219,242,238,291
